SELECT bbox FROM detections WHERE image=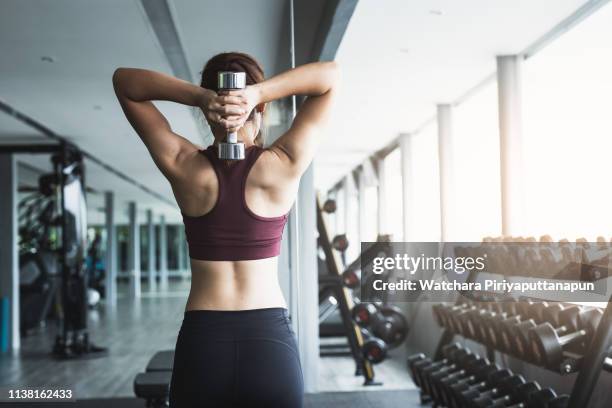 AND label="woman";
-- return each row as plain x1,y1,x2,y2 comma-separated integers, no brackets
113,52,339,407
